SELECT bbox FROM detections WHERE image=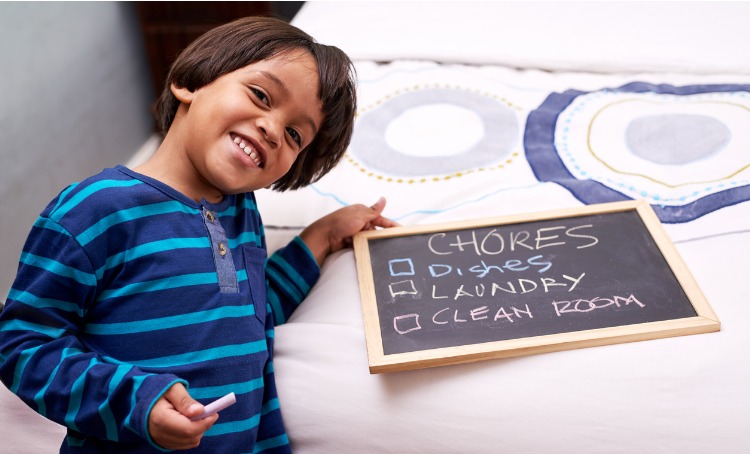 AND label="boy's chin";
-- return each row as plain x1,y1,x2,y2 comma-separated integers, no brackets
224,183,271,195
